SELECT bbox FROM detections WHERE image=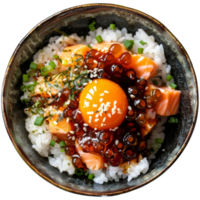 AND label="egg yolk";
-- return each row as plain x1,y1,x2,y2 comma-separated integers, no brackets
79,79,128,130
